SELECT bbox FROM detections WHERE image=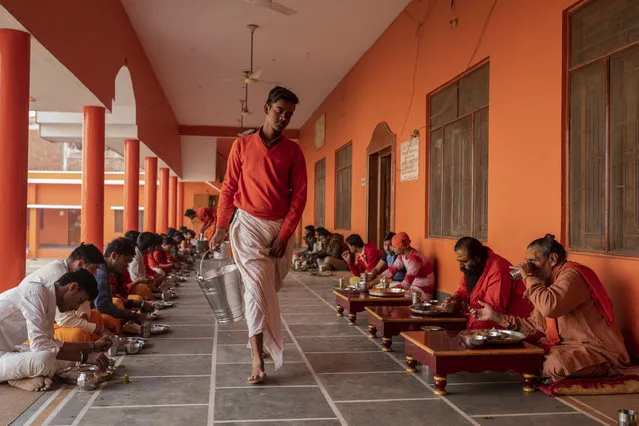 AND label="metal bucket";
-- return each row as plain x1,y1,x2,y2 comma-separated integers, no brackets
196,252,244,324
196,238,208,255
213,242,232,260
